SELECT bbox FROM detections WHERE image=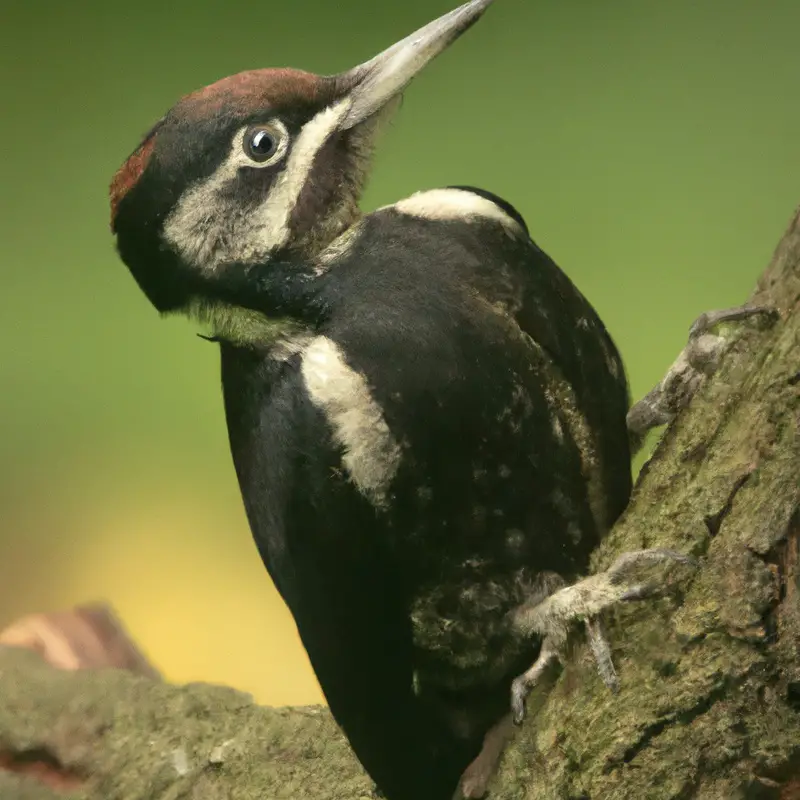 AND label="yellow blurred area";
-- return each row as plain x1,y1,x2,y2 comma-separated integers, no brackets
1,452,323,706
1,0,799,707
72,503,322,706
